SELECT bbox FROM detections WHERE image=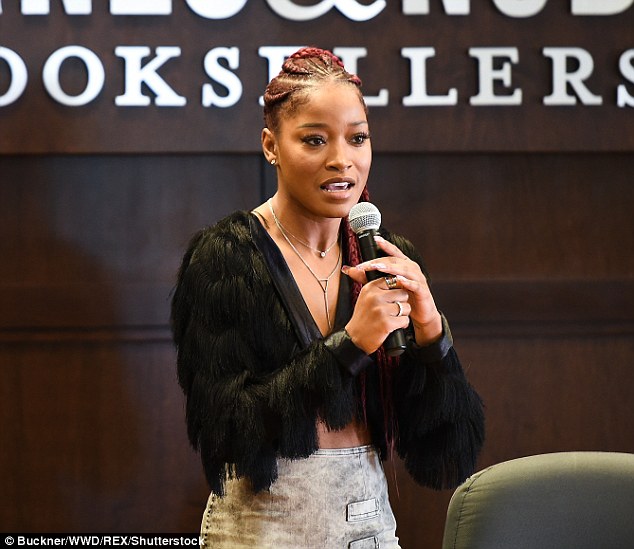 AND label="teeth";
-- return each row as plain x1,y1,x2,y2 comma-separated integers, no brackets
324,182,350,191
